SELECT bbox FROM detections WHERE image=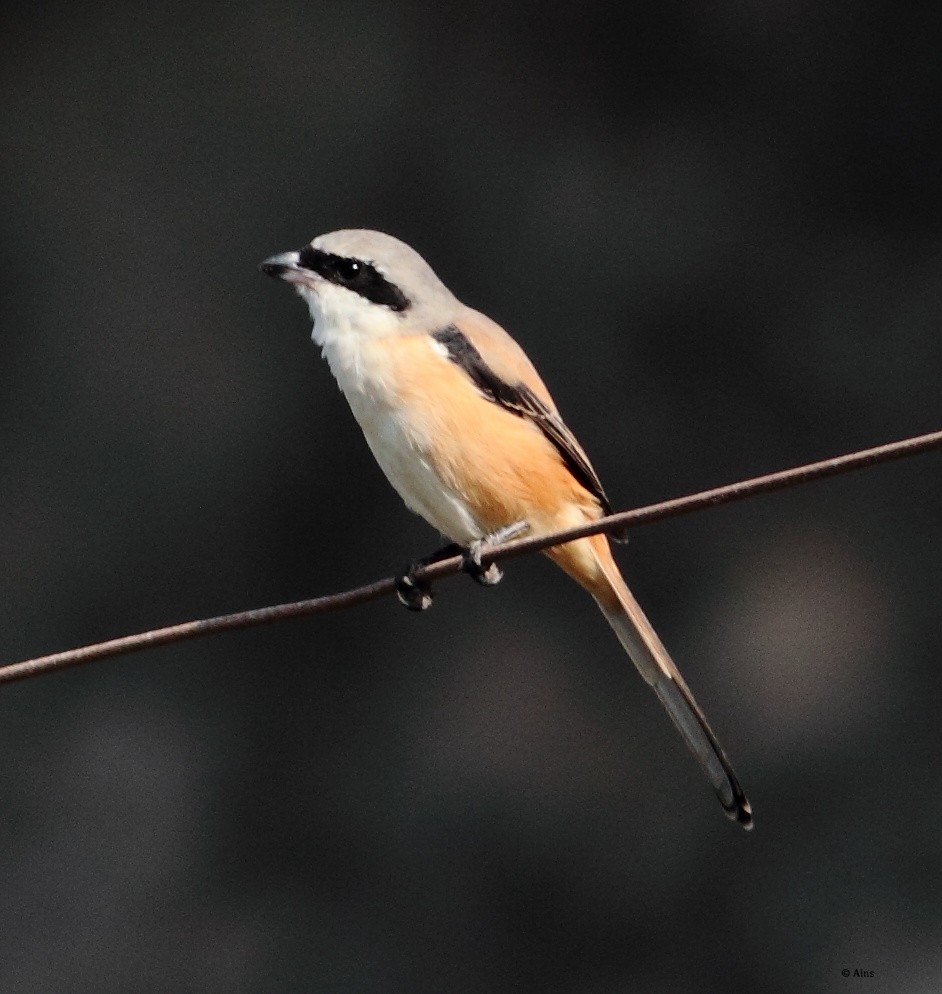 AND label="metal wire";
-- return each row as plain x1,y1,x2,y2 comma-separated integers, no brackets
2,427,940,687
